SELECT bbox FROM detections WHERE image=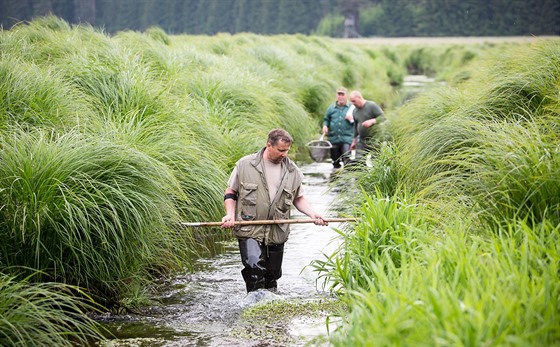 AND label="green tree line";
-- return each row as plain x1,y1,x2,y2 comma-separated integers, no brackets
1,0,558,36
